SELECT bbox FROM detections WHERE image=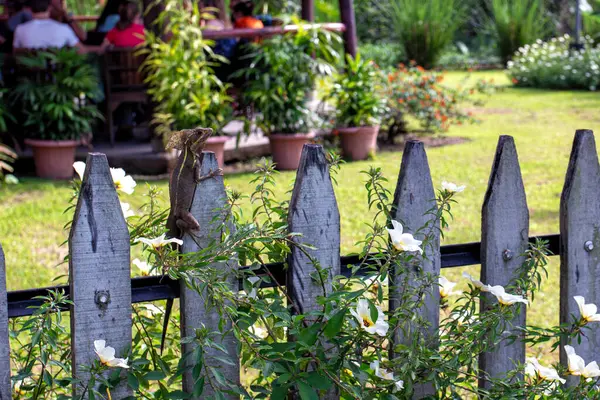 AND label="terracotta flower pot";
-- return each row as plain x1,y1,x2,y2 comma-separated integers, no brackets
336,125,380,161
269,132,315,171
25,139,79,179
204,136,231,169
